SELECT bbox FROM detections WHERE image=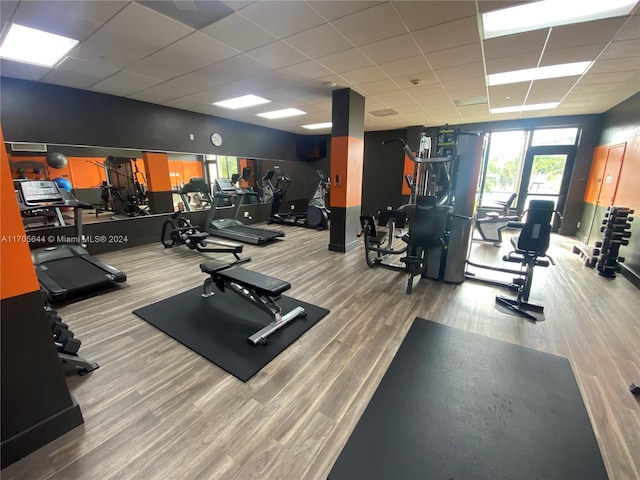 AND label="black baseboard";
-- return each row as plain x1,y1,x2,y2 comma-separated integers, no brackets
1,397,83,469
